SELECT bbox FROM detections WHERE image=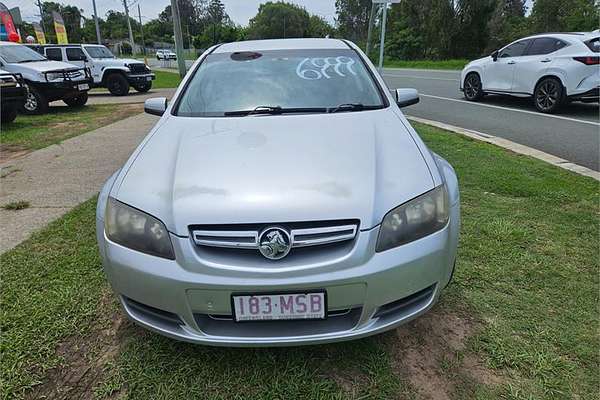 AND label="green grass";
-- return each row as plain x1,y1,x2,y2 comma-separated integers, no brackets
1,123,598,399
152,70,183,89
0,104,141,154
384,59,469,70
